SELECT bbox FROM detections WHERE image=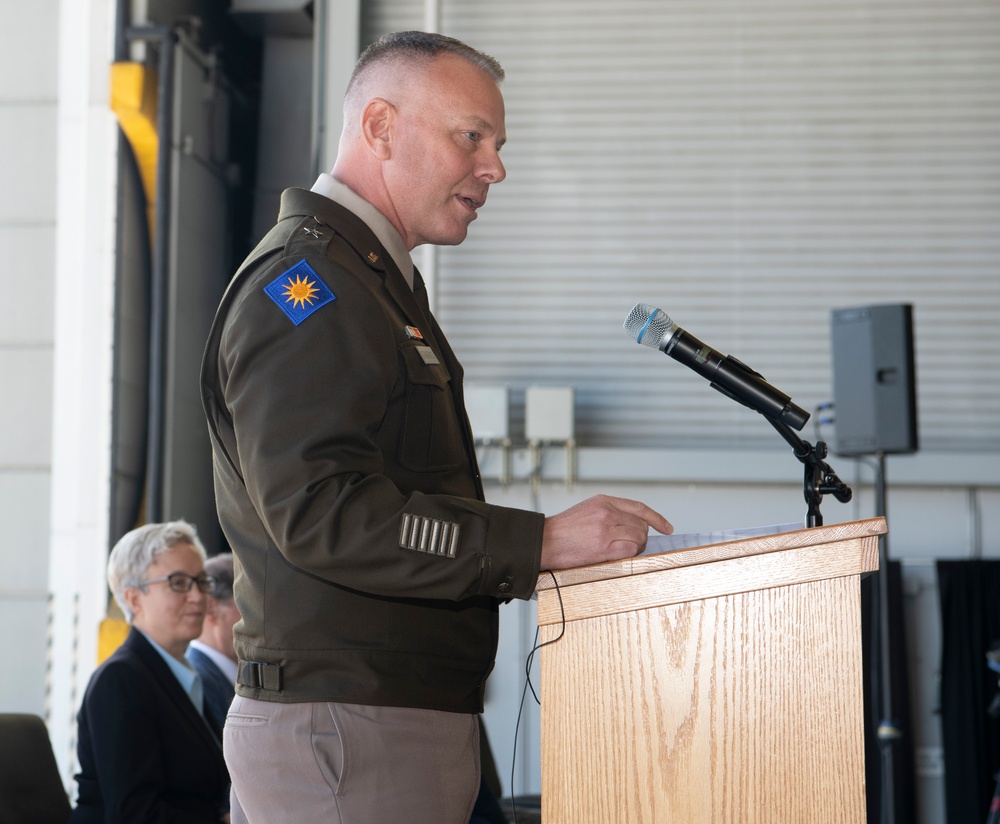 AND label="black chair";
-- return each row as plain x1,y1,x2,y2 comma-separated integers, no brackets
0,714,71,824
